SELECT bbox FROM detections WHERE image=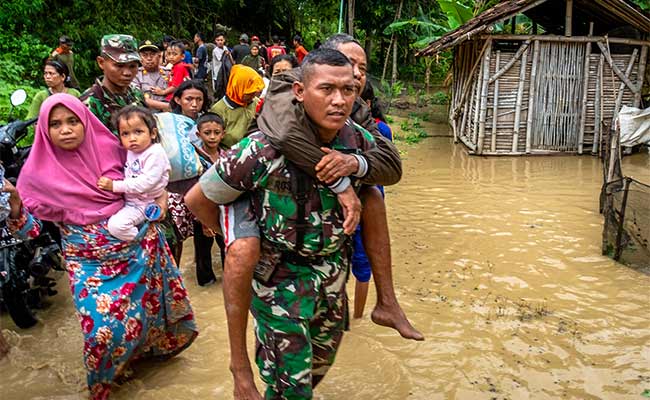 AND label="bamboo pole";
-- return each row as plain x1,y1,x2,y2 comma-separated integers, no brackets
577,23,594,154
597,42,639,92
525,40,540,153
472,55,483,145
491,51,500,153
489,41,531,83
477,34,650,47
477,40,492,154
565,0,573,36
592,54,604,154
614,49,638,115
512,46,529,153
634,46,648,107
